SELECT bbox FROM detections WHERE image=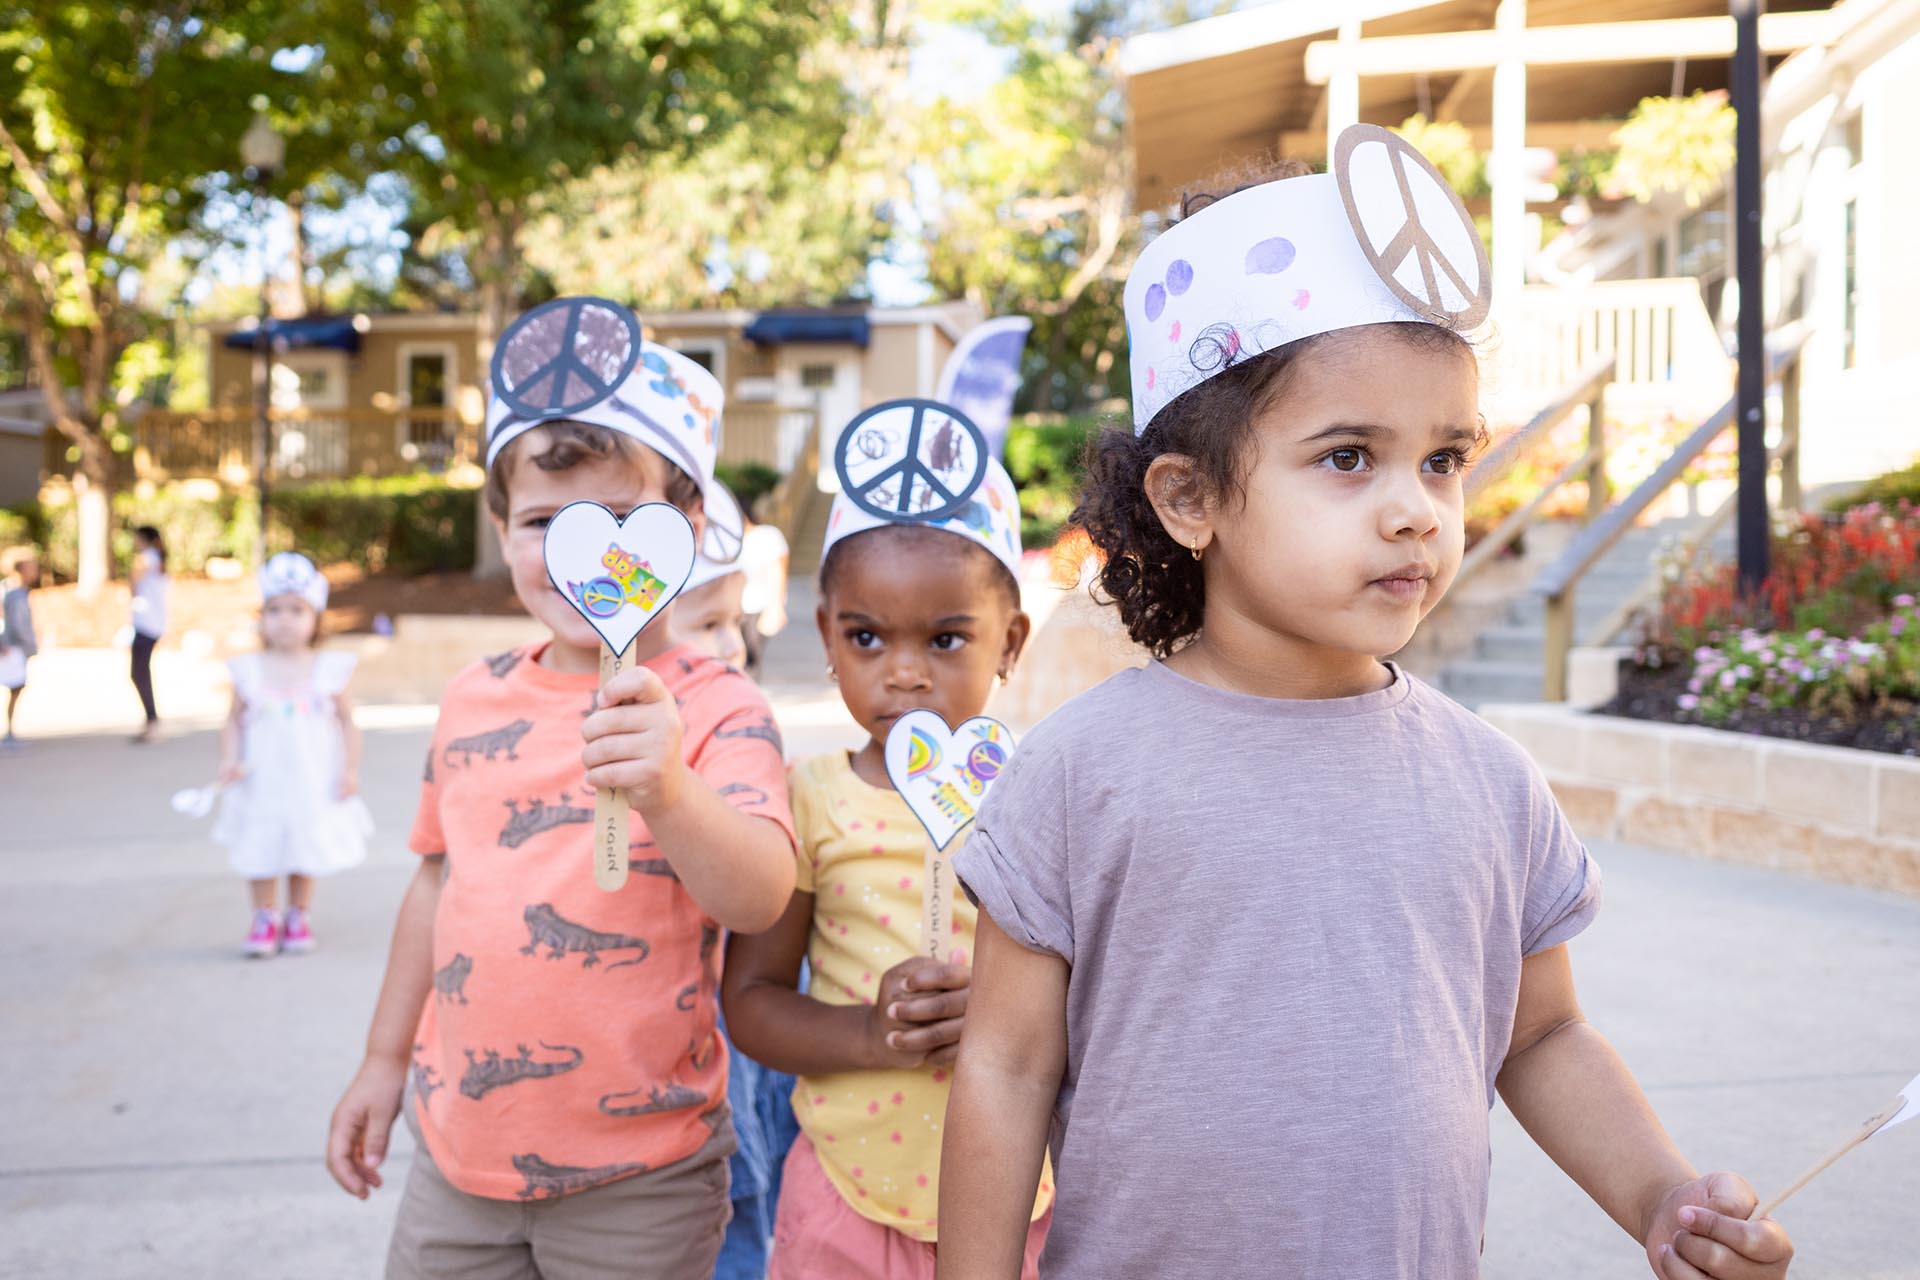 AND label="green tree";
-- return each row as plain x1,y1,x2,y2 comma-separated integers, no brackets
913,0,1137,411
519,10,887,310
324,0,834,348
0,2,305,591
